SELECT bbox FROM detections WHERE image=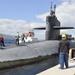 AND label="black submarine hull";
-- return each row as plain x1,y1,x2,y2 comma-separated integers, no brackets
0,40,75,62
